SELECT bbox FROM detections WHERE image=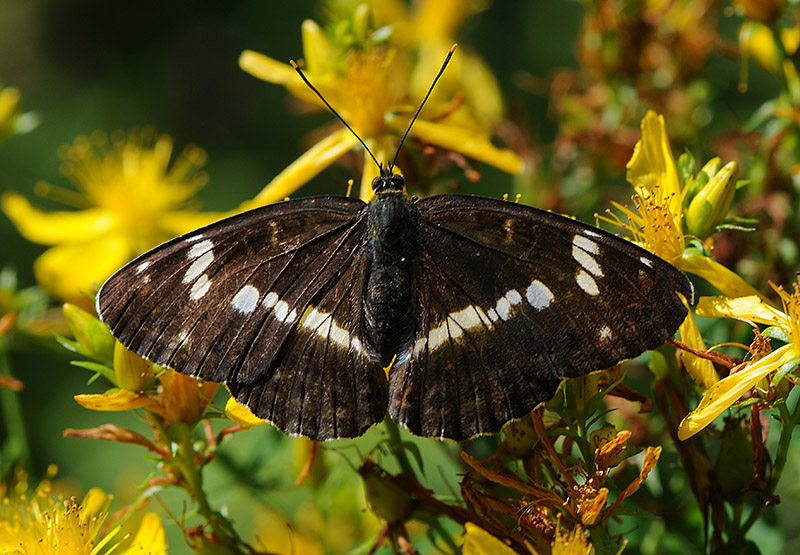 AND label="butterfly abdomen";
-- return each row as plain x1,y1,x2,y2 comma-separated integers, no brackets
364,192,417,364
